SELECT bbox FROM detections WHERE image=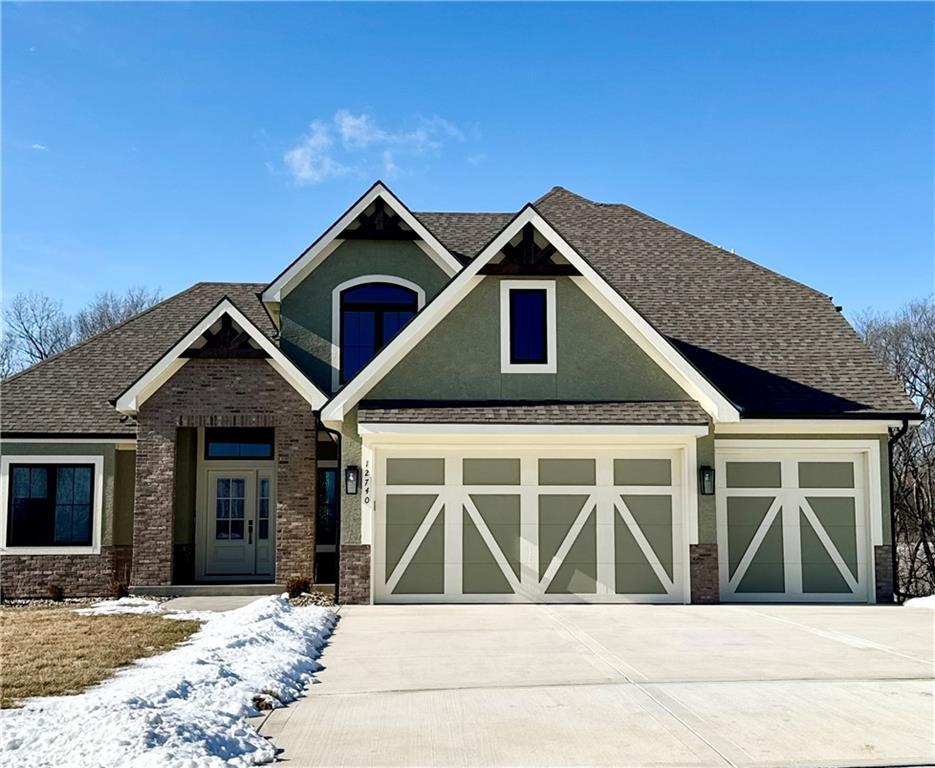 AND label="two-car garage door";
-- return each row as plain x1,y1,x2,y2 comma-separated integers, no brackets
373,448,688,603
